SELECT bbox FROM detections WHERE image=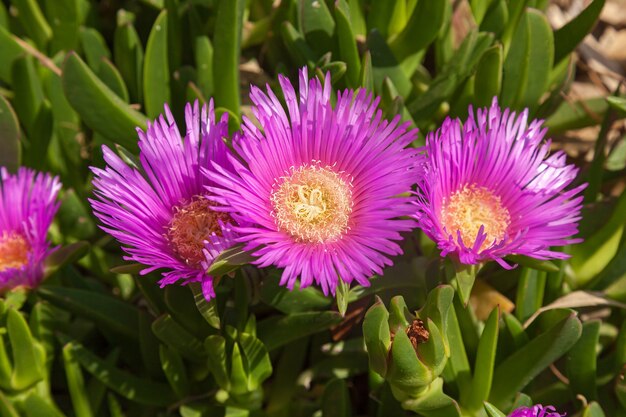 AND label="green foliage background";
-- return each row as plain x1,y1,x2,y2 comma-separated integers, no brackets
1,0,626,416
